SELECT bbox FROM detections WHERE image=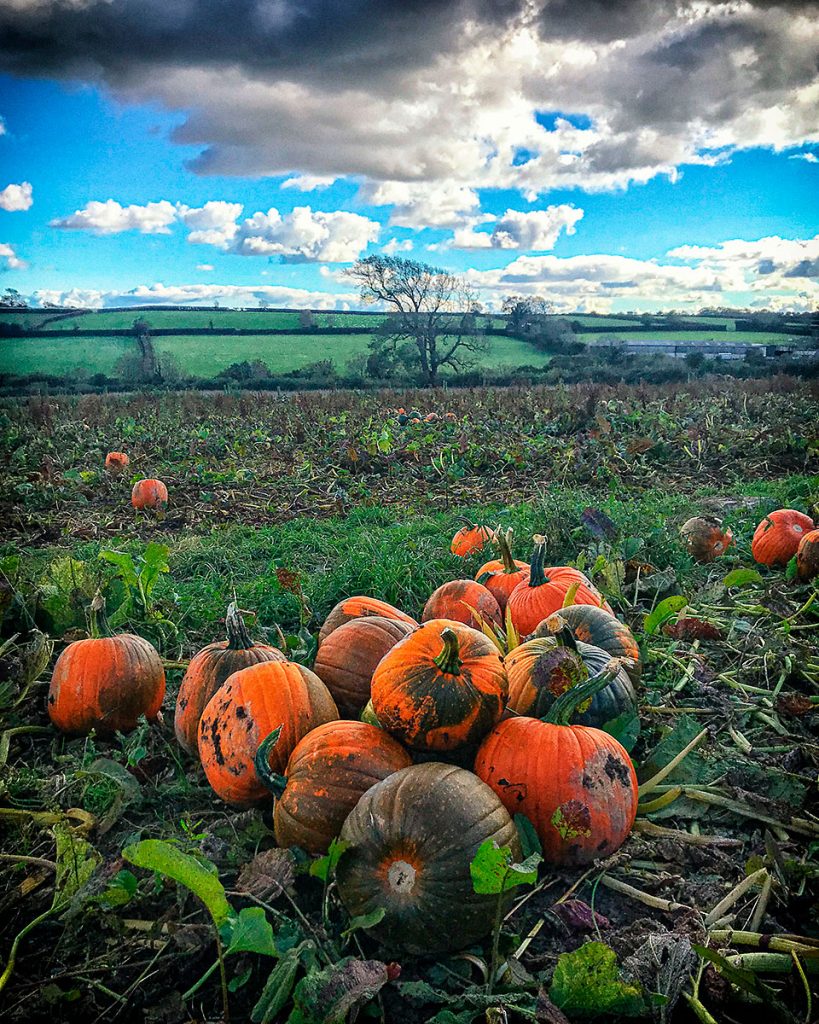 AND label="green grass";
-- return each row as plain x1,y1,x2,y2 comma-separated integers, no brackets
582,330,798,345
0,334,134,376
